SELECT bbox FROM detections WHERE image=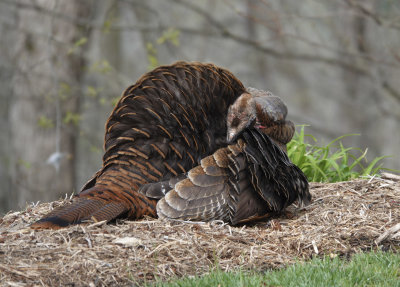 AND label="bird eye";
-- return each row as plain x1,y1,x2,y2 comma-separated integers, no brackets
231,117,240,127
